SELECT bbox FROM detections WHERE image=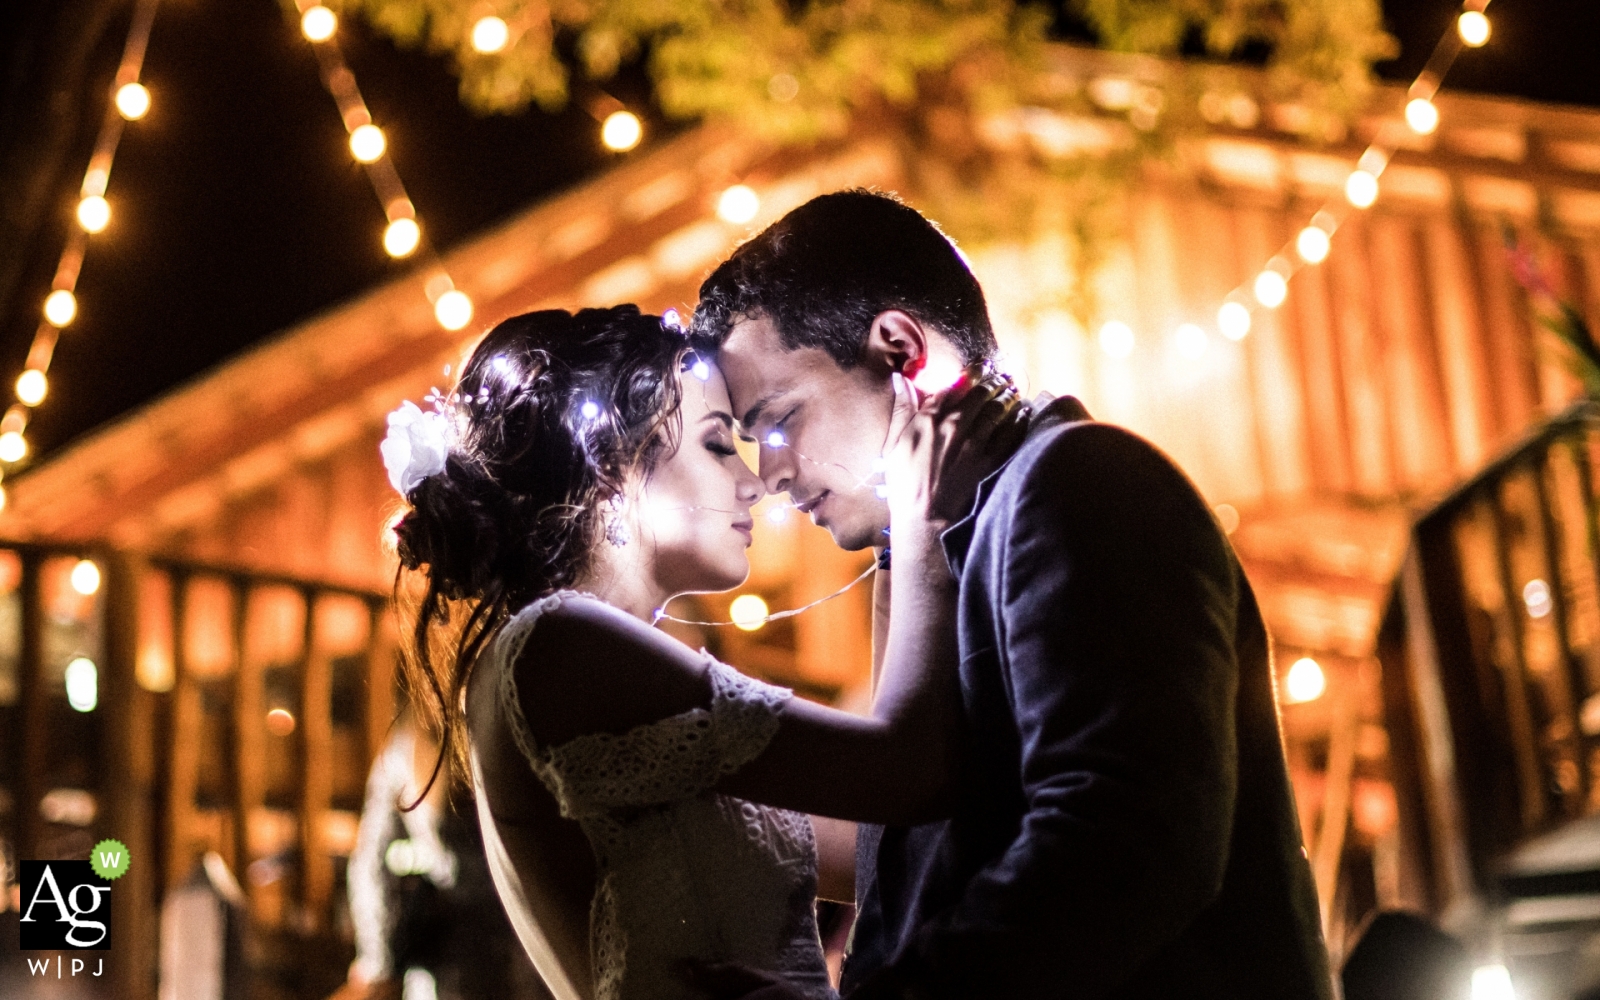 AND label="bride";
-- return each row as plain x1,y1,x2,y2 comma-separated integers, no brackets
385,304,1015,1000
